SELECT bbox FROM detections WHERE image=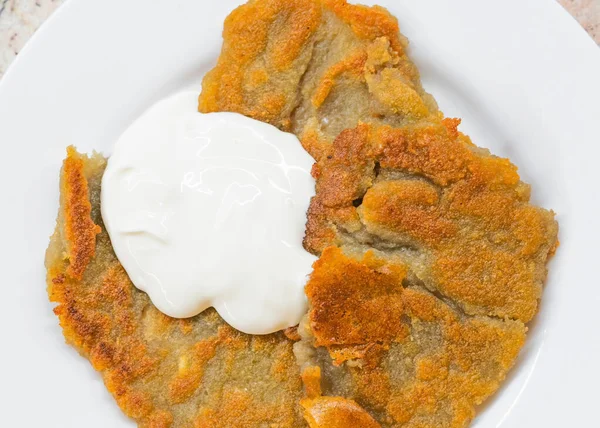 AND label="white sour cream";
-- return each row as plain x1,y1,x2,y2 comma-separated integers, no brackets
101,91,316,335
